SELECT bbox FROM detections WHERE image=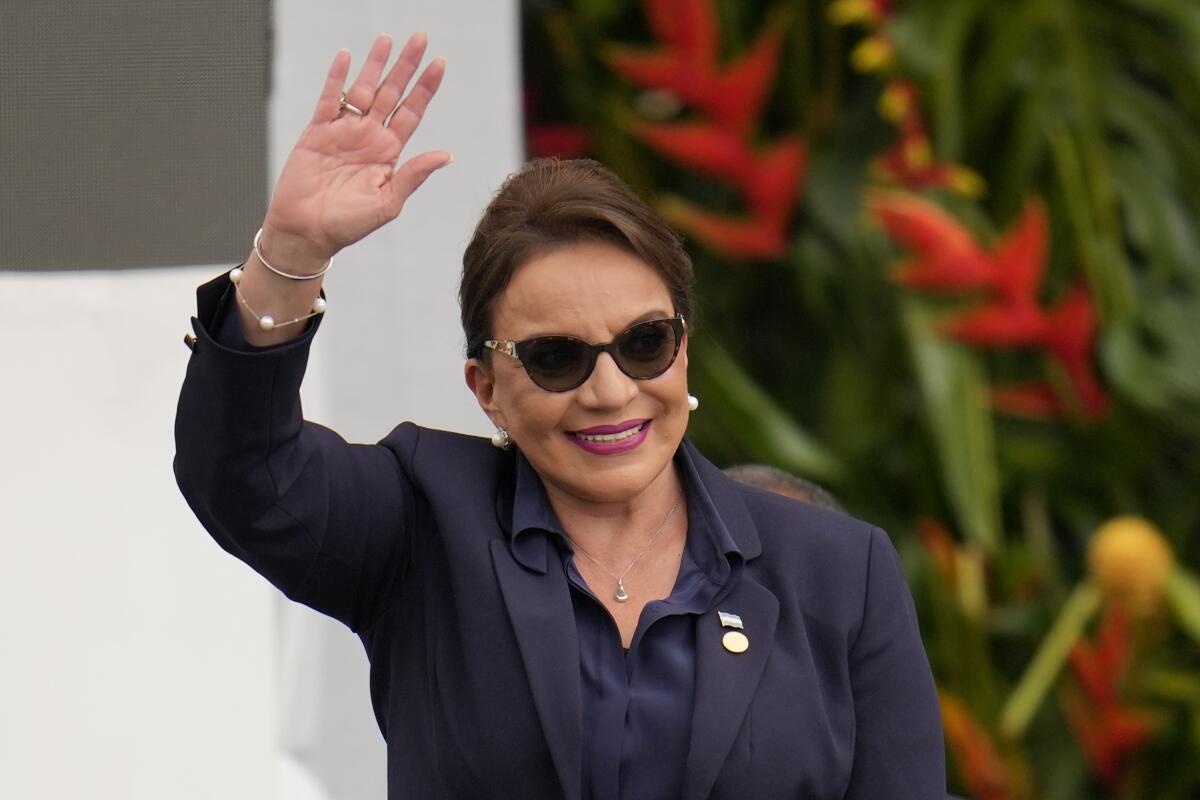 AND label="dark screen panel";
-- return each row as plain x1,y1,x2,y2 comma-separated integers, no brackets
0,0,269,269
